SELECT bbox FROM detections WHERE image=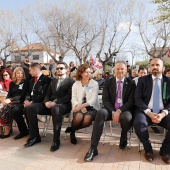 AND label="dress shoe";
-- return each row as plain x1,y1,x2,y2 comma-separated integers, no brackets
70,132,77,145
14,131,29,140
1,128,13,139
119,136,127,149
84,148,98,162
145,152,154,162
162,154,170,164
50,141,60,152
24,136,41,148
